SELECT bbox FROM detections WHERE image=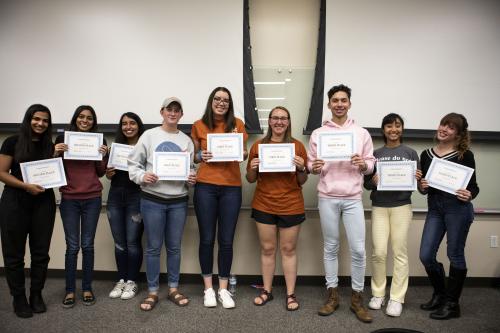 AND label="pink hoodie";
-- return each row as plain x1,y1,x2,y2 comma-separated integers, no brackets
307,118,375,199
